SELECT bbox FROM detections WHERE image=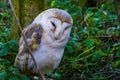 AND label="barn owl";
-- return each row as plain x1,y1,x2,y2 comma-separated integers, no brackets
14,8,73,79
